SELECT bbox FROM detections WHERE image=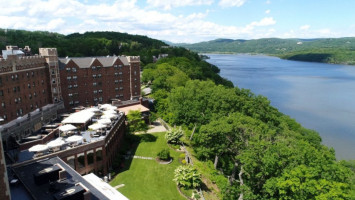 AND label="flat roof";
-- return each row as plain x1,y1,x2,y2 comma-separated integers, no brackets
12,157,111,200
118,104,149,115
83,173,129,200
